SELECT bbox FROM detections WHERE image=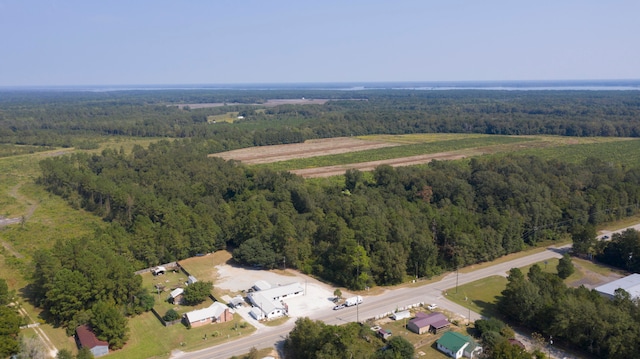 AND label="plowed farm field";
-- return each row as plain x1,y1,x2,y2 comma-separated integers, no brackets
210,137,401,164
209,135,638,178
209,137,467,178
